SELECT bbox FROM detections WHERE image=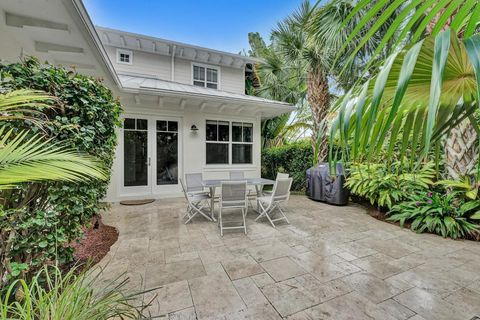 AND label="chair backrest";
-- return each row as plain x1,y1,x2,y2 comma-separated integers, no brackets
220,181,247,207
185,173,204,192
179,178,190,201
229,171,245,180
276,172,289,180
272,178,293,202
